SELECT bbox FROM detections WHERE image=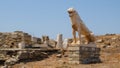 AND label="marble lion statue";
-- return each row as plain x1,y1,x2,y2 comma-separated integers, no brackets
67,8,95,44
